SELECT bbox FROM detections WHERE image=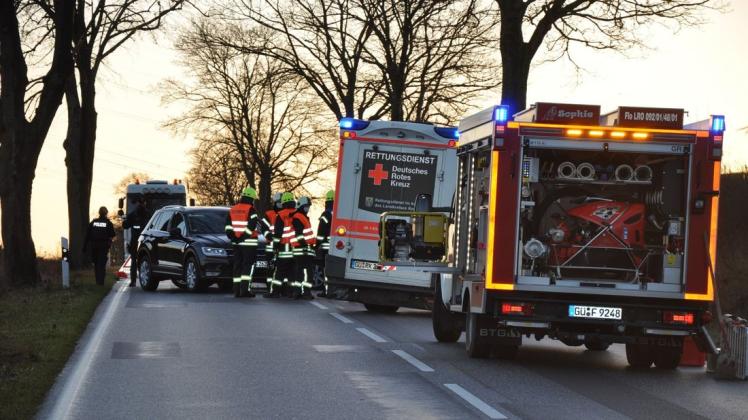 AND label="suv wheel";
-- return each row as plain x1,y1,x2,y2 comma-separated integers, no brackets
184,257,204,292
139,256,159,291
